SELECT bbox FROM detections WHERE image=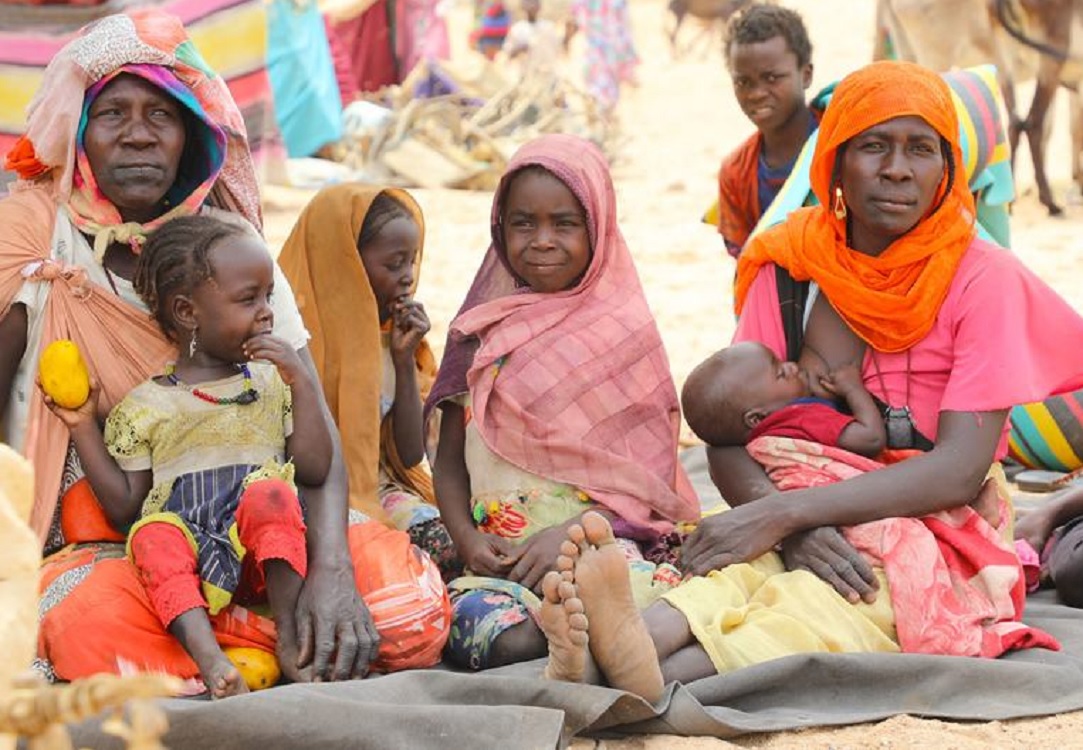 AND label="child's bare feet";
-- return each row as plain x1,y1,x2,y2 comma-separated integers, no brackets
539,570,594,683
203,654,249,699
571,512,664,703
